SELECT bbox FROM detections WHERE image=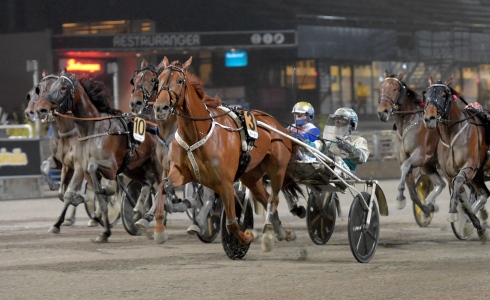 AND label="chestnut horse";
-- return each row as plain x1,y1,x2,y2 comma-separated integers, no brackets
152,57,302,257
423,75,489,240
36,71,161,242
377,71,444,225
